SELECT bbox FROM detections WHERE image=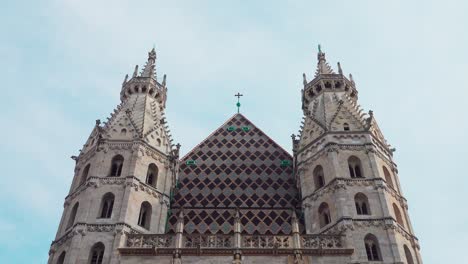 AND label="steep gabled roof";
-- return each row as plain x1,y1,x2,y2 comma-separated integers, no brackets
169,114,302,235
